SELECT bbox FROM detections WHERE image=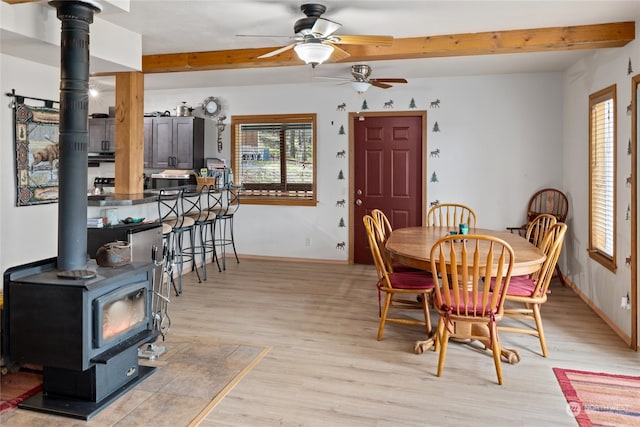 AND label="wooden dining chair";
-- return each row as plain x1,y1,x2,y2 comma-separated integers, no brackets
363,214,434,340
498,222,567,358
525,213,557,250
507,188,568,285
370,208,425,274
426,203,477,228
430,234,514,385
